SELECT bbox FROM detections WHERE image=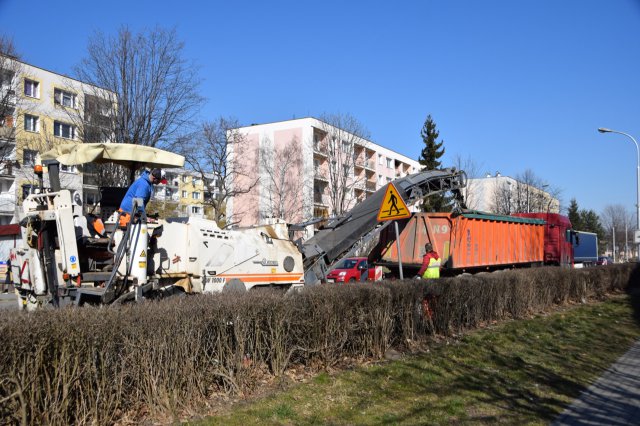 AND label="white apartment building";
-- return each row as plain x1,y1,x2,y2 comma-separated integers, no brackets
465,173,559,214
228,117,422,228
